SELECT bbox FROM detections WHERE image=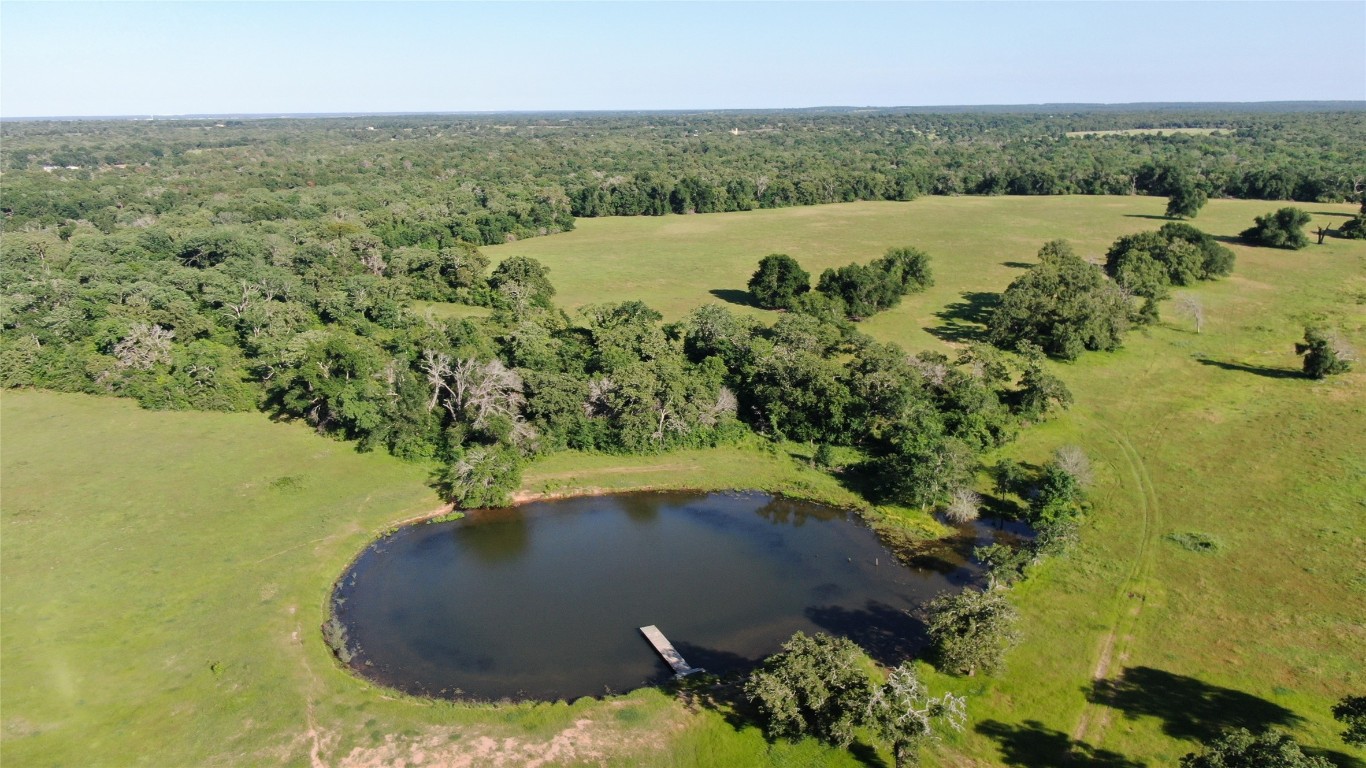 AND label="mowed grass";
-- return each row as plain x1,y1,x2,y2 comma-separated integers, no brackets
4,196,1364,767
